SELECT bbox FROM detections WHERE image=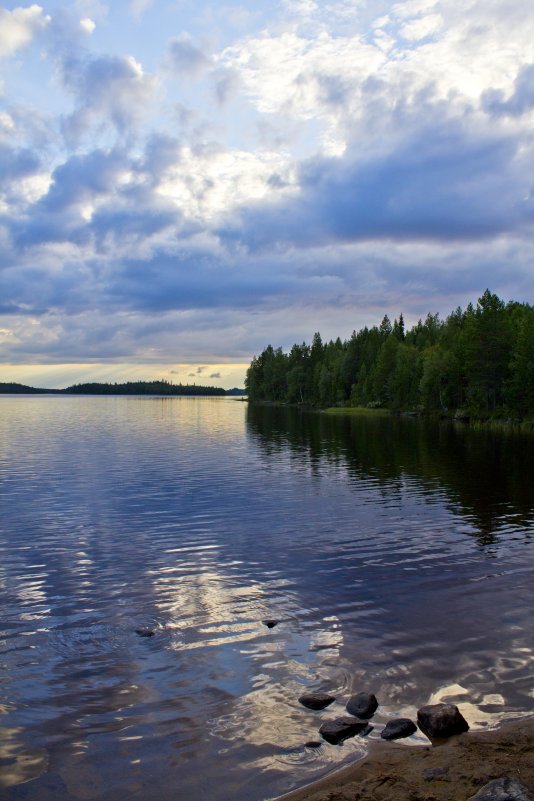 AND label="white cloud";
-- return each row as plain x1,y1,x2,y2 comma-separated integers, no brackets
156,146,296,222
80,17,96,34
392,0,438,21
0,112,15,137
221,30,385,119
0,4,50,58
400,13,443,40
130,0,154,22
